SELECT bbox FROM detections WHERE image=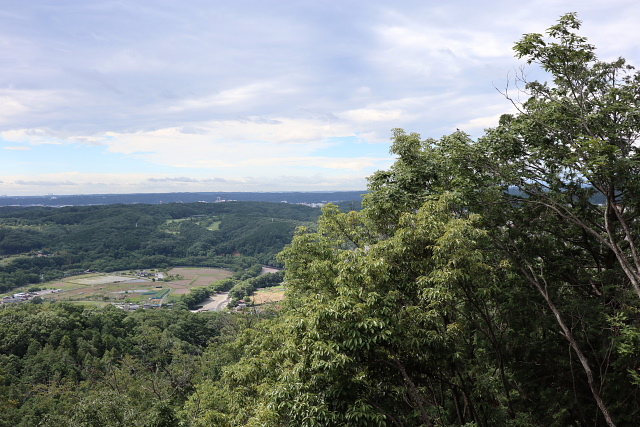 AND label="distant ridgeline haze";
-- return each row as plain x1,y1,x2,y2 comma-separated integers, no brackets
0,191,366,207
